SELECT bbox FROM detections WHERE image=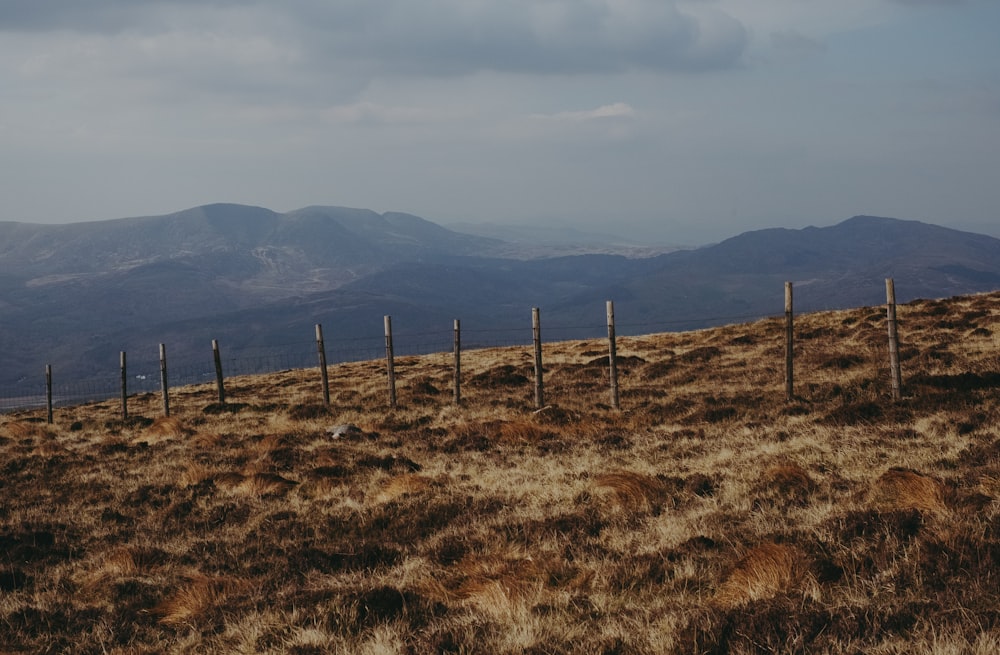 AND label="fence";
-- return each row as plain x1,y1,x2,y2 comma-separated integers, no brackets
0,279,916,420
